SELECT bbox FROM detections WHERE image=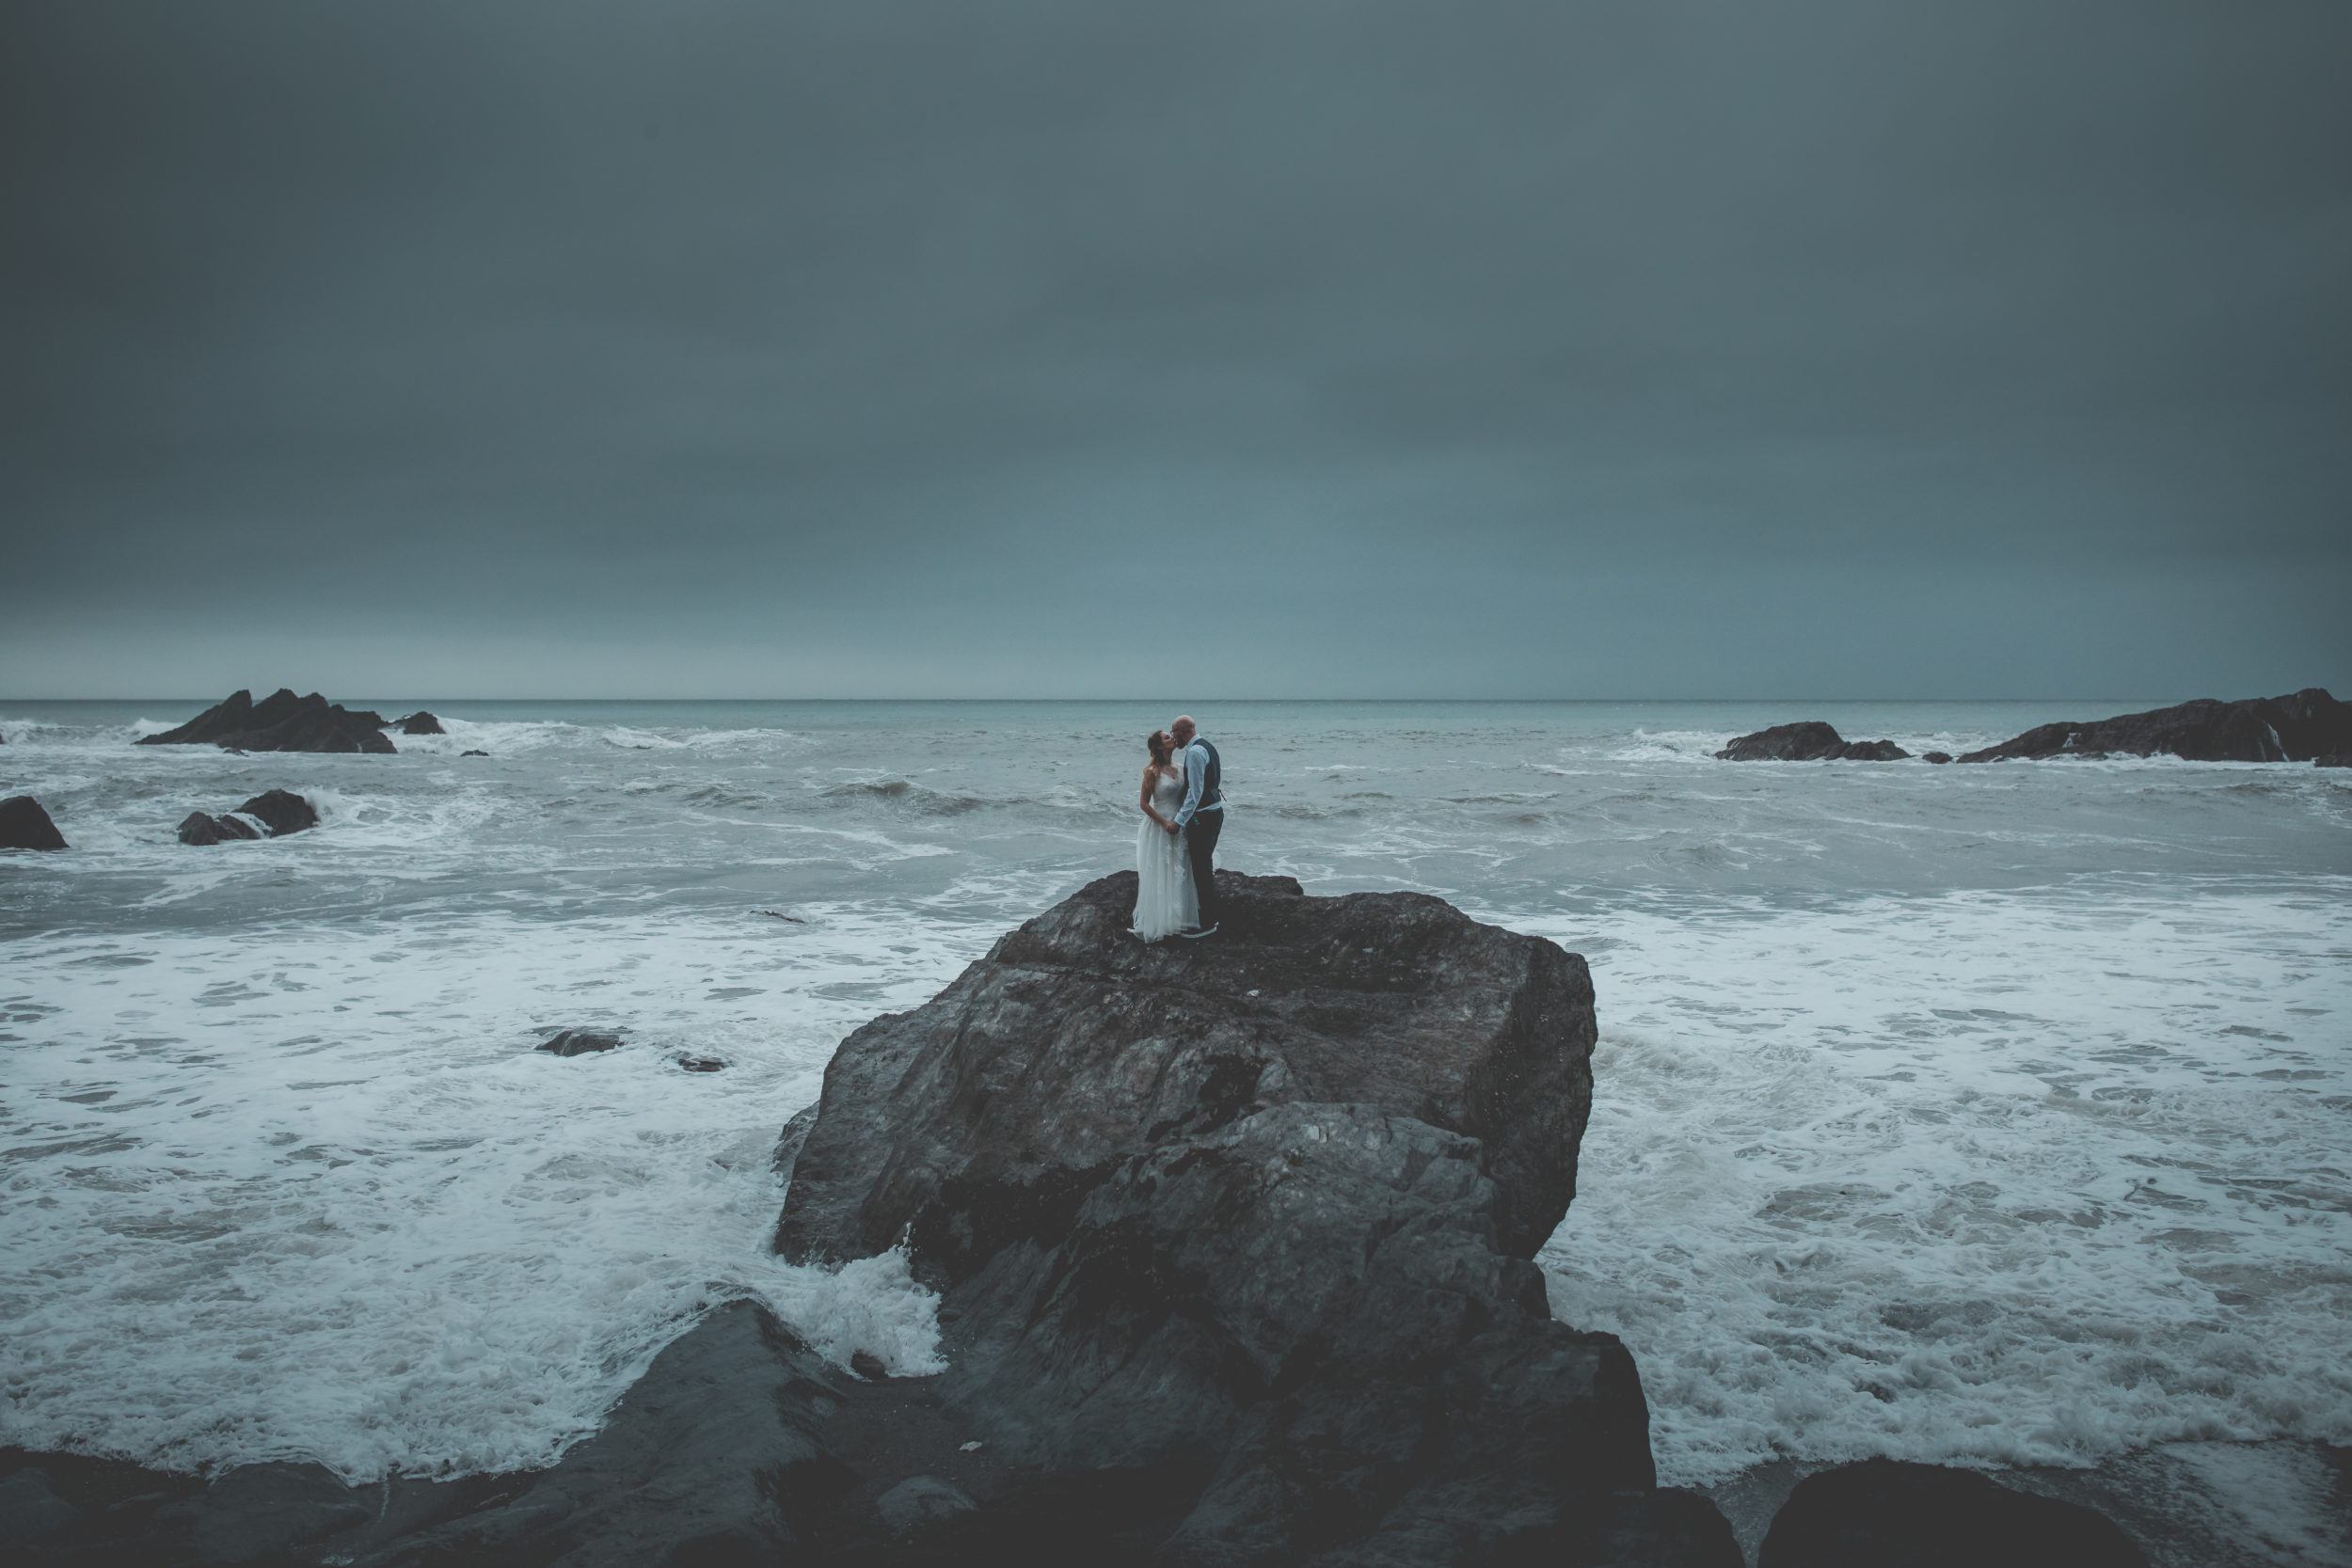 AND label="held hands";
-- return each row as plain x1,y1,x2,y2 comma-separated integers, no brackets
1164,820,1181,836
